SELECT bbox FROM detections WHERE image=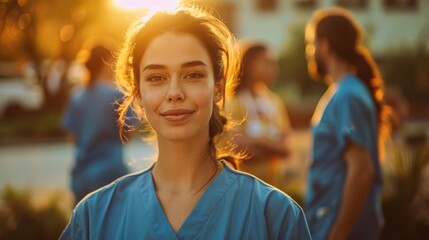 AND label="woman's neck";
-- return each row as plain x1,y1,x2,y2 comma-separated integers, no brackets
328,57,354,83
152,136,220,194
